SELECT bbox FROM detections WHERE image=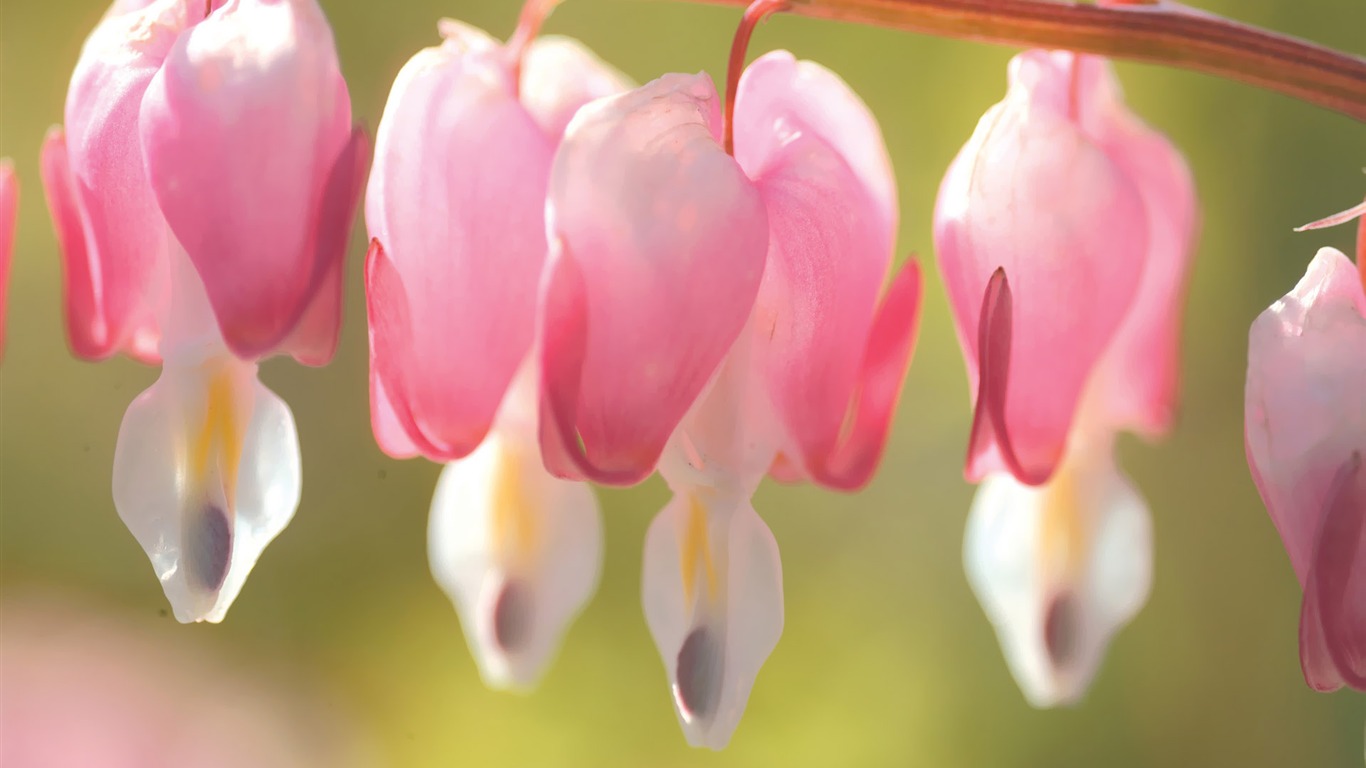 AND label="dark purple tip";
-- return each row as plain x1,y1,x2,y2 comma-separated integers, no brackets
675,625,723,721
1043,592,1080,669
187,504,232,592
491,580,533,653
